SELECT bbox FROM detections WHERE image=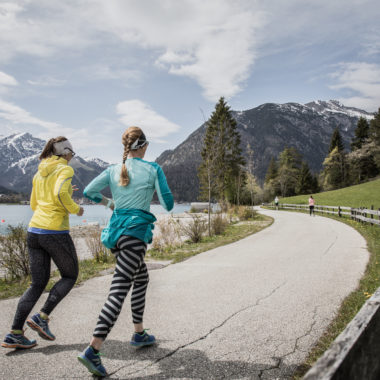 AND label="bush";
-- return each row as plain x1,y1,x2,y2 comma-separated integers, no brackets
237,206,257,221
211,213,229,235
85,227,114,263
0,224,29,280
151,217,182,252
179,214,207,243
